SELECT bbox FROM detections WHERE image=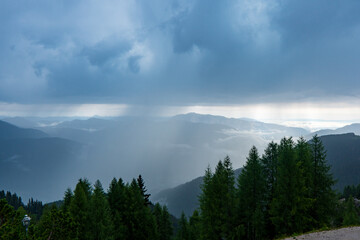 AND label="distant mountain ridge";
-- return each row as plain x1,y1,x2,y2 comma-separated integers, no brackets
3,115,360,206
311,123,360,137
0,120,85,202
172,113,310,139
0,120,48,139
